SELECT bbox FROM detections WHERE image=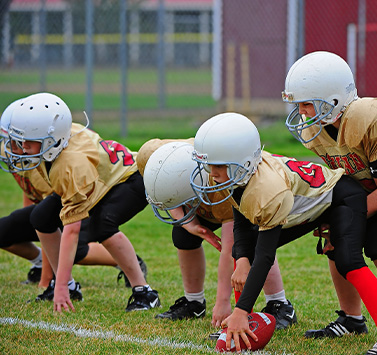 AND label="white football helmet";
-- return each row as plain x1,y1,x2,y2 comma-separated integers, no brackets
0,99,24,172
282,51,358,143
144,141,206,226
5,93,72,171
191,112,262,205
